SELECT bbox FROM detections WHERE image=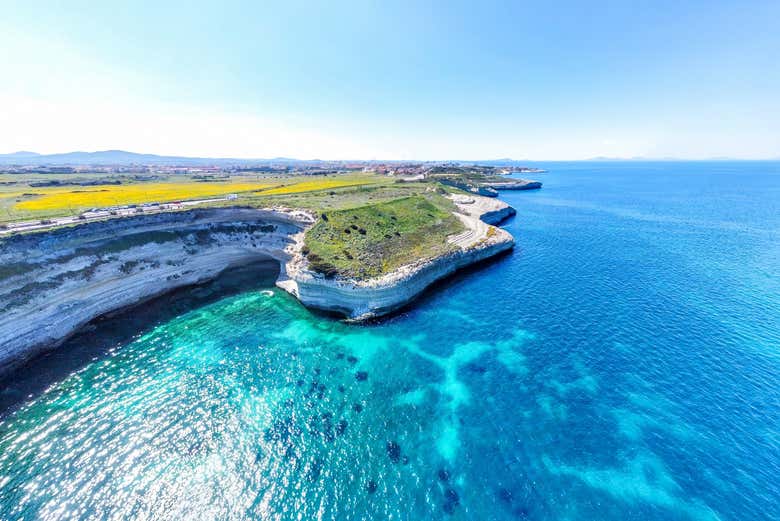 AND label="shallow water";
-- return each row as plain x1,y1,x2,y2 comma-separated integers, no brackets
1,161,779,520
